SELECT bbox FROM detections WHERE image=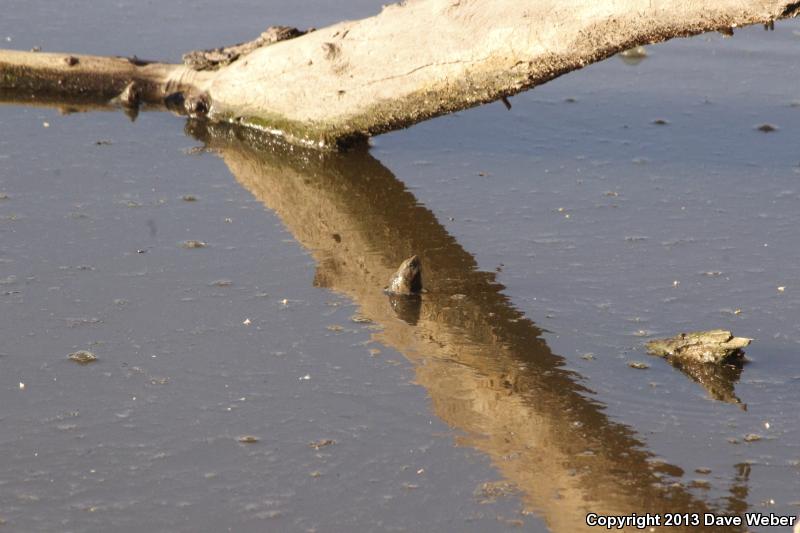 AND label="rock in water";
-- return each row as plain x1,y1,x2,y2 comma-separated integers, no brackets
386,255,422,295
646,329,751,364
